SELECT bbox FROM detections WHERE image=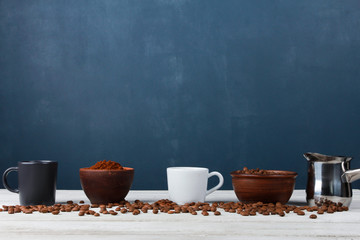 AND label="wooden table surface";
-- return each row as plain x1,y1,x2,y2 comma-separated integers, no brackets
0,189,359,240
